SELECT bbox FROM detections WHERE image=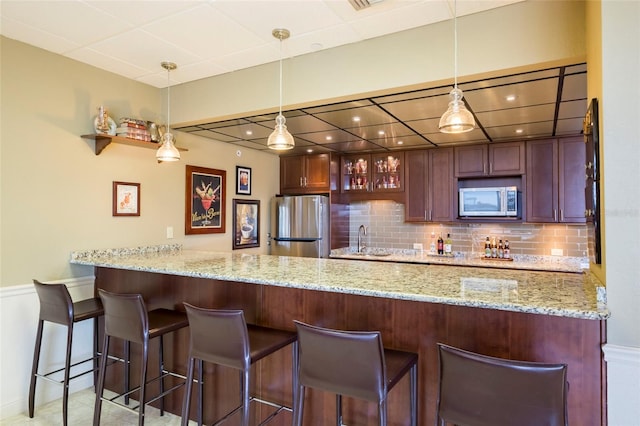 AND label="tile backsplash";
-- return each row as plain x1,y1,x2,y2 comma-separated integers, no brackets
348,201,588,258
